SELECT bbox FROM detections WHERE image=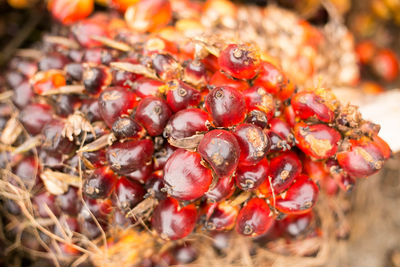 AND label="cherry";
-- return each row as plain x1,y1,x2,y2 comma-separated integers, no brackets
253,61,295,101
236,198,274,237
204,202,238,231
235,158,269,191
107,139,154,175
19,103,53,135
205,175,235,202
198,129,240,178
56,187,81,216
83,166,117,199
182,59,207,88
98,86,137,127
33,191,60,218
164,108,209,140
233,123,270,165
209,71,249,92
112,117,144,140
163,149,213,201
132,77,164,98
12,81,33,108
83,66,112,95
114,177,145,212
218,44,261,80
243,86,275,120
134,96,172,136
258,151,302,197
275,175,319,215
294,122,341,159
205,86,247,127
166,80,201,112
41,119,74,154
291,91,335,123
152,197,197,240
